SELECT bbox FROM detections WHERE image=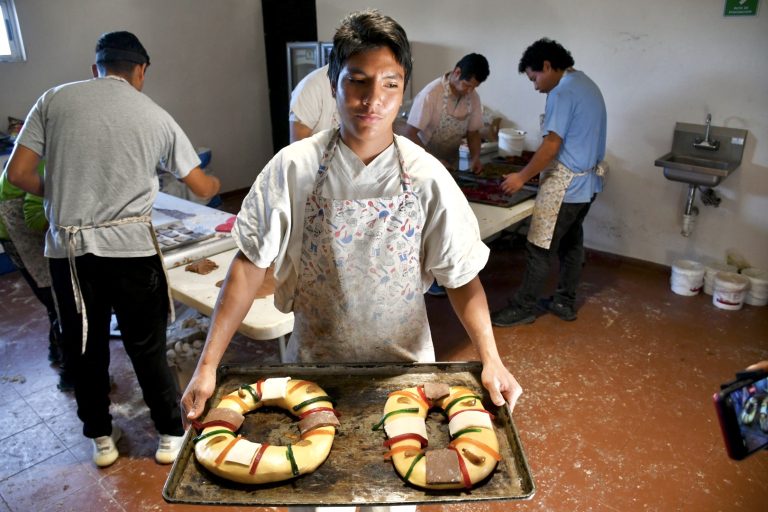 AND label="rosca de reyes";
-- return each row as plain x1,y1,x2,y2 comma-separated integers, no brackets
373,382,501,489
193,377,339,484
